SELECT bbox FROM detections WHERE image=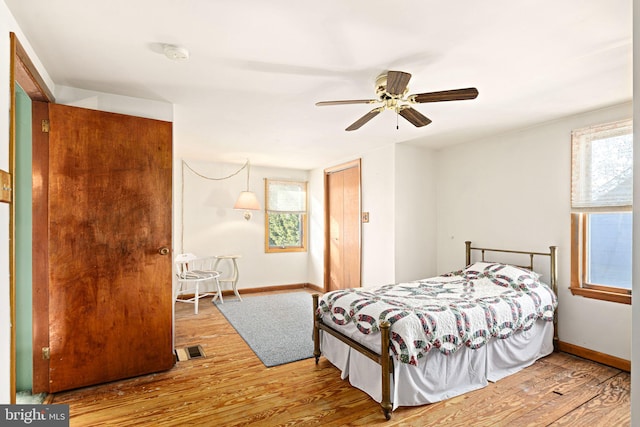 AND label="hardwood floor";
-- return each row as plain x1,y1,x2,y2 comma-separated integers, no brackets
51,290,630,426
